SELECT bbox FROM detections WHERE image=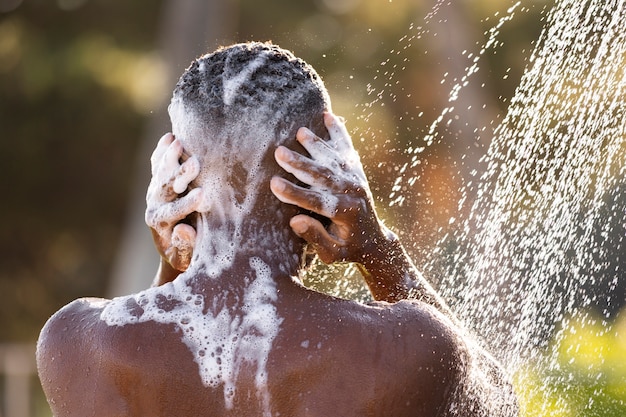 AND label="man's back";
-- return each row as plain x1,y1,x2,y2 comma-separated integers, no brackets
37,276,460,417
